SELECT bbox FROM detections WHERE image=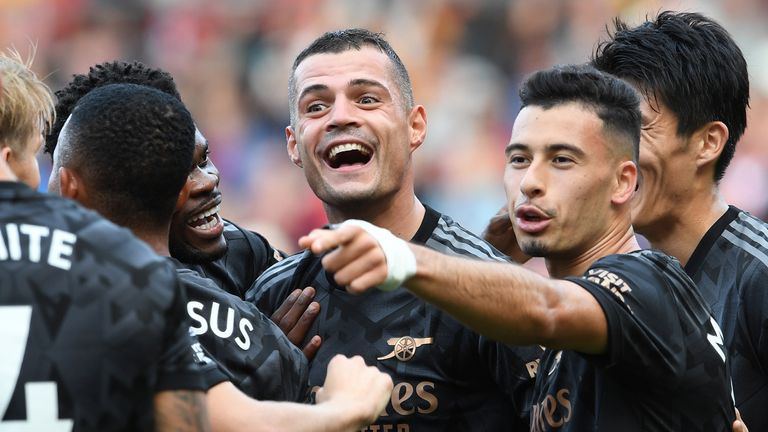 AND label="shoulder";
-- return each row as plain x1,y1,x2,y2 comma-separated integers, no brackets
222,218,285,261
245,250,311,300
720,210,768,272
570,250,690,304
425,212,509,262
